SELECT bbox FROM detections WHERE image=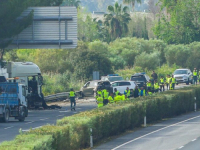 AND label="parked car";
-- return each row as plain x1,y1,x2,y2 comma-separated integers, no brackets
80,80,111,97
101,74,124,83
173,69,193,85
111,81,136,95
130,73,150,88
